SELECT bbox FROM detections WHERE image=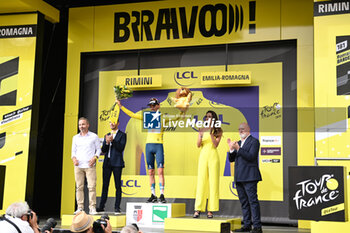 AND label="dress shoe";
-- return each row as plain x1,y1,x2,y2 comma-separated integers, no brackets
250,227,262,233
234,226,251,232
